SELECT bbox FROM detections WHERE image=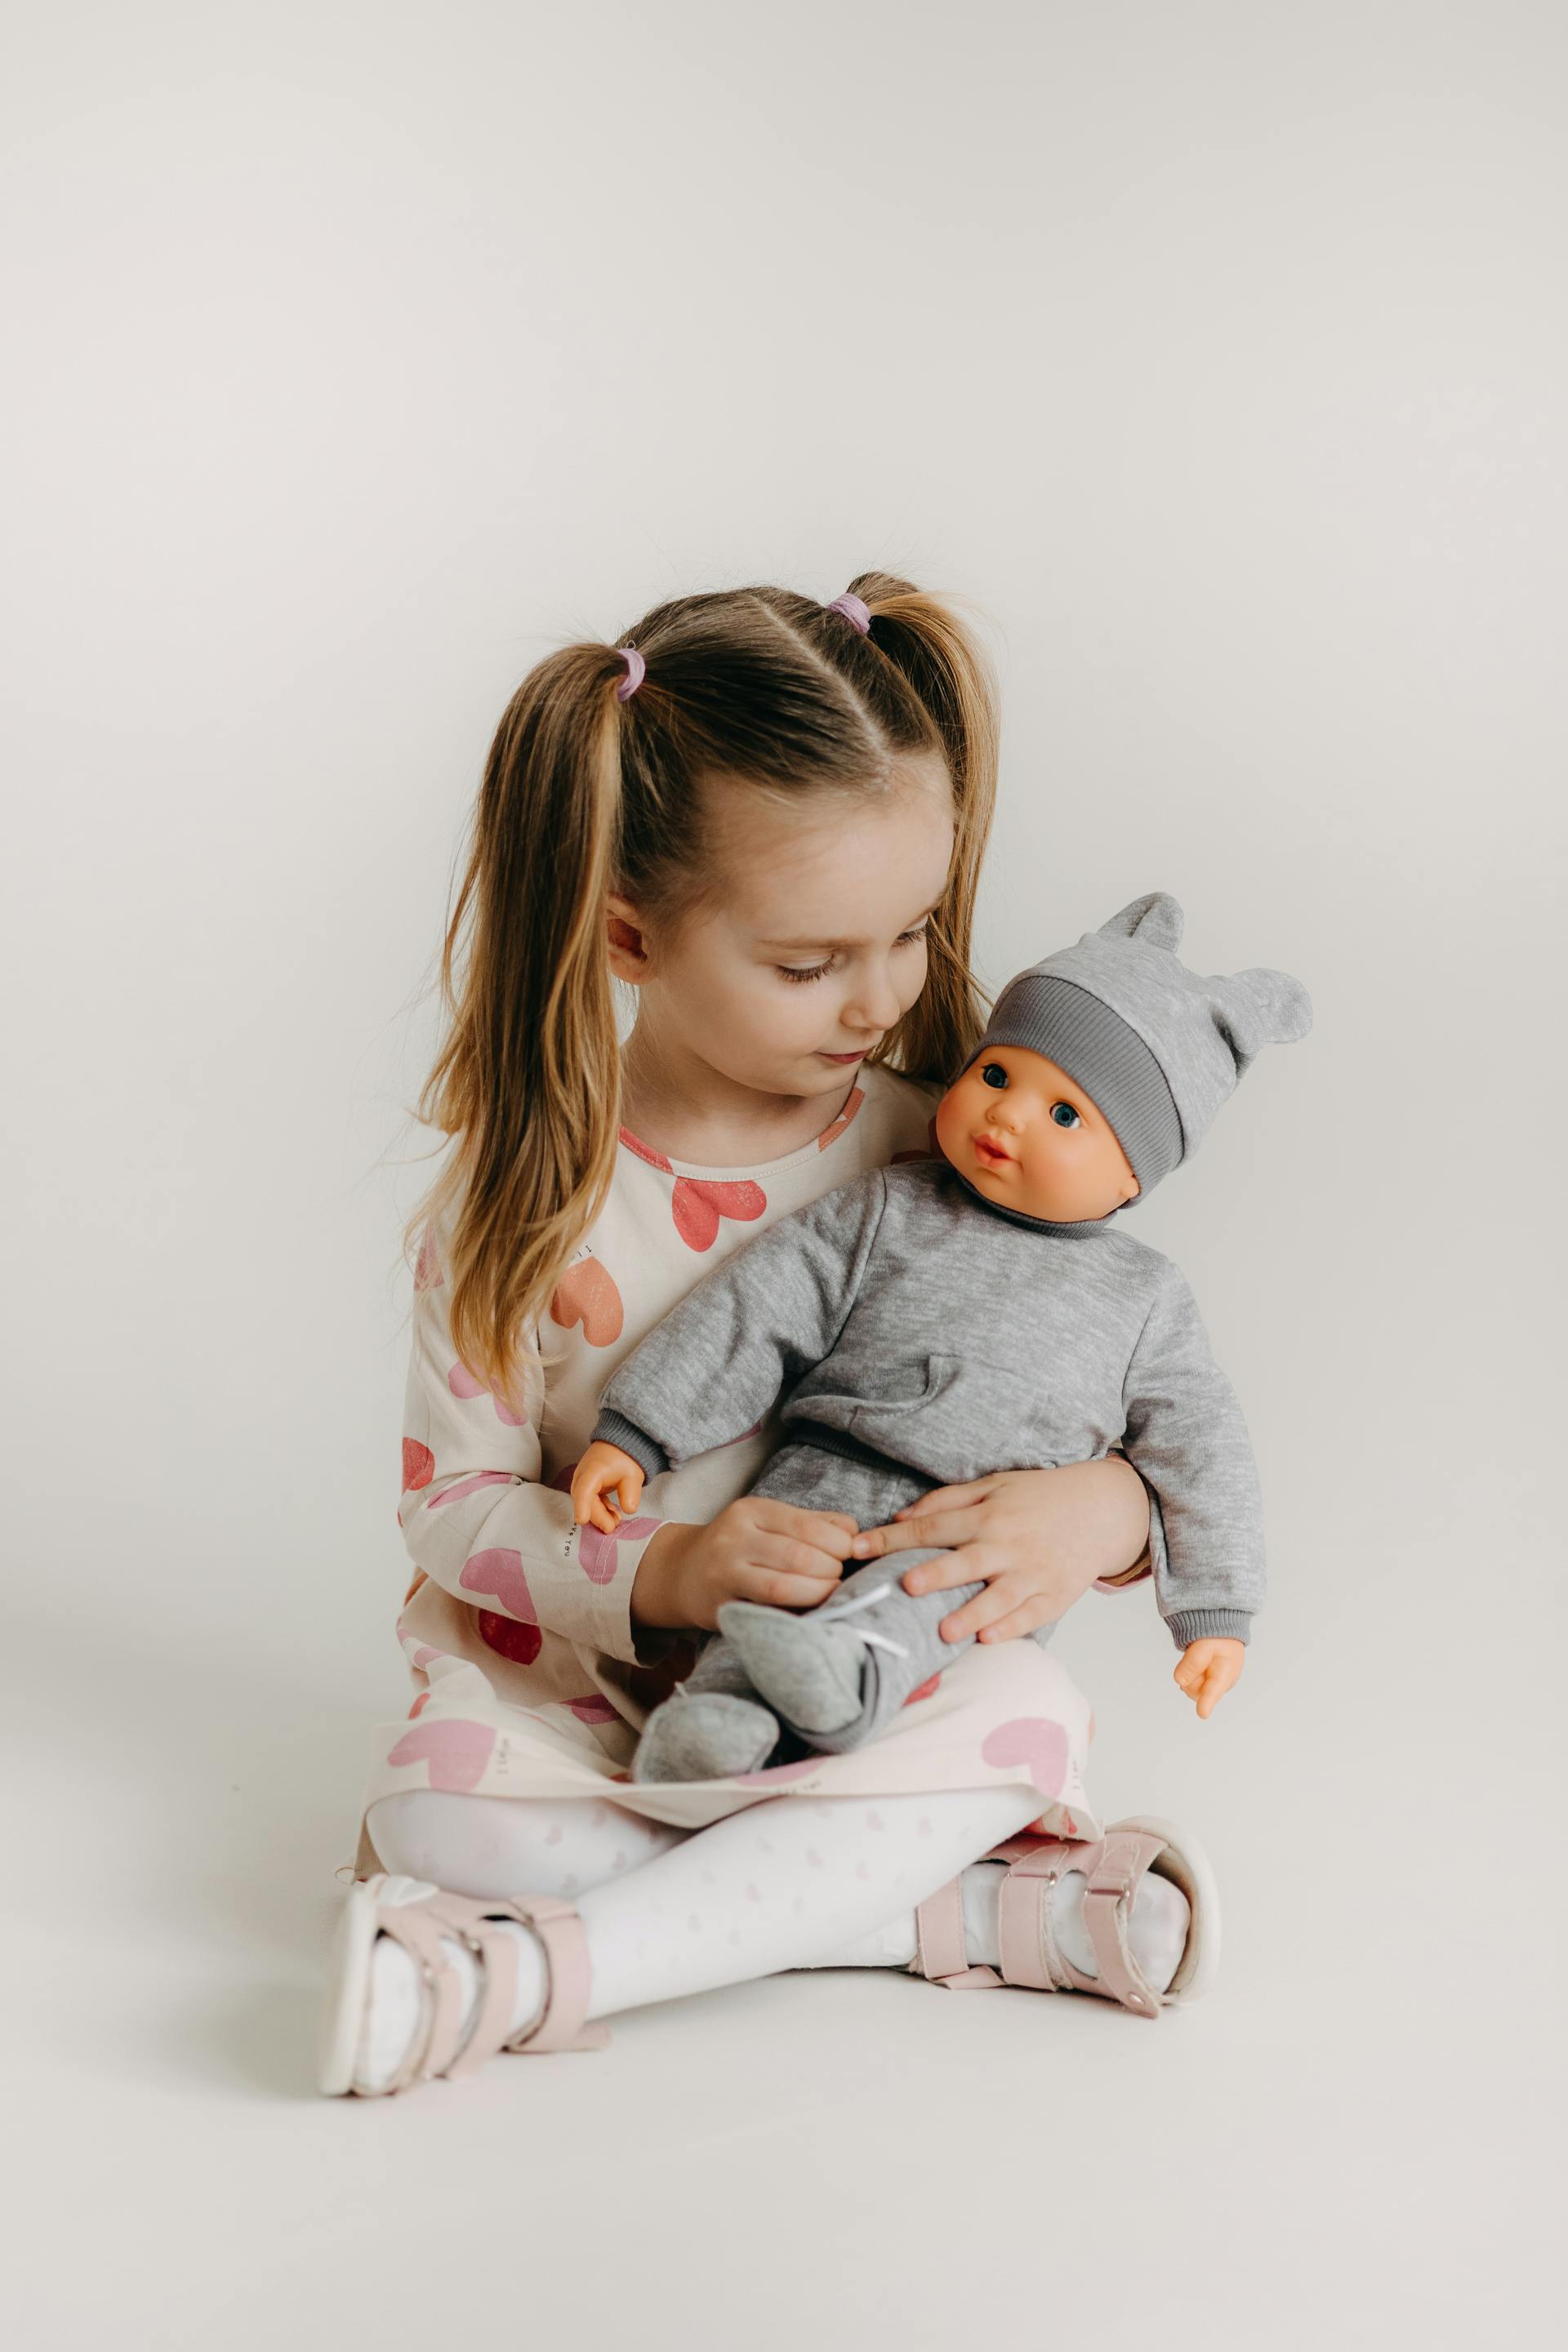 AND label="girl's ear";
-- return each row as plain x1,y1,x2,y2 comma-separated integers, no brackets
606,892,653,984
